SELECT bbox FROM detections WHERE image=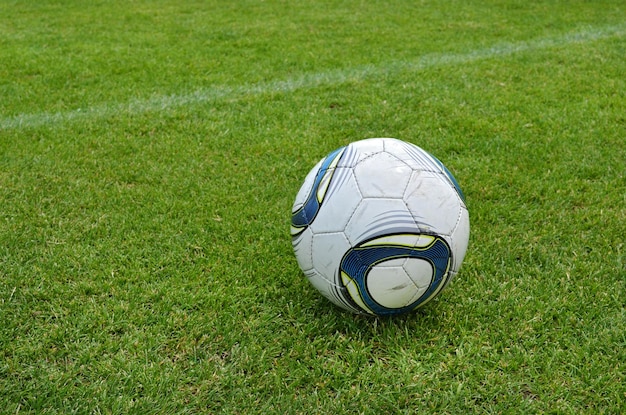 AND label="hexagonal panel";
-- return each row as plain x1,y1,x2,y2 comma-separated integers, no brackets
310,232,351,283
310,169,361,234
353,152,413,198
347,138,386,165
345,198,418,246
366,259,419,309
450,205,470,272
402,257,435,289
382,138,439,170
291,227,314,272
403,171,462,236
